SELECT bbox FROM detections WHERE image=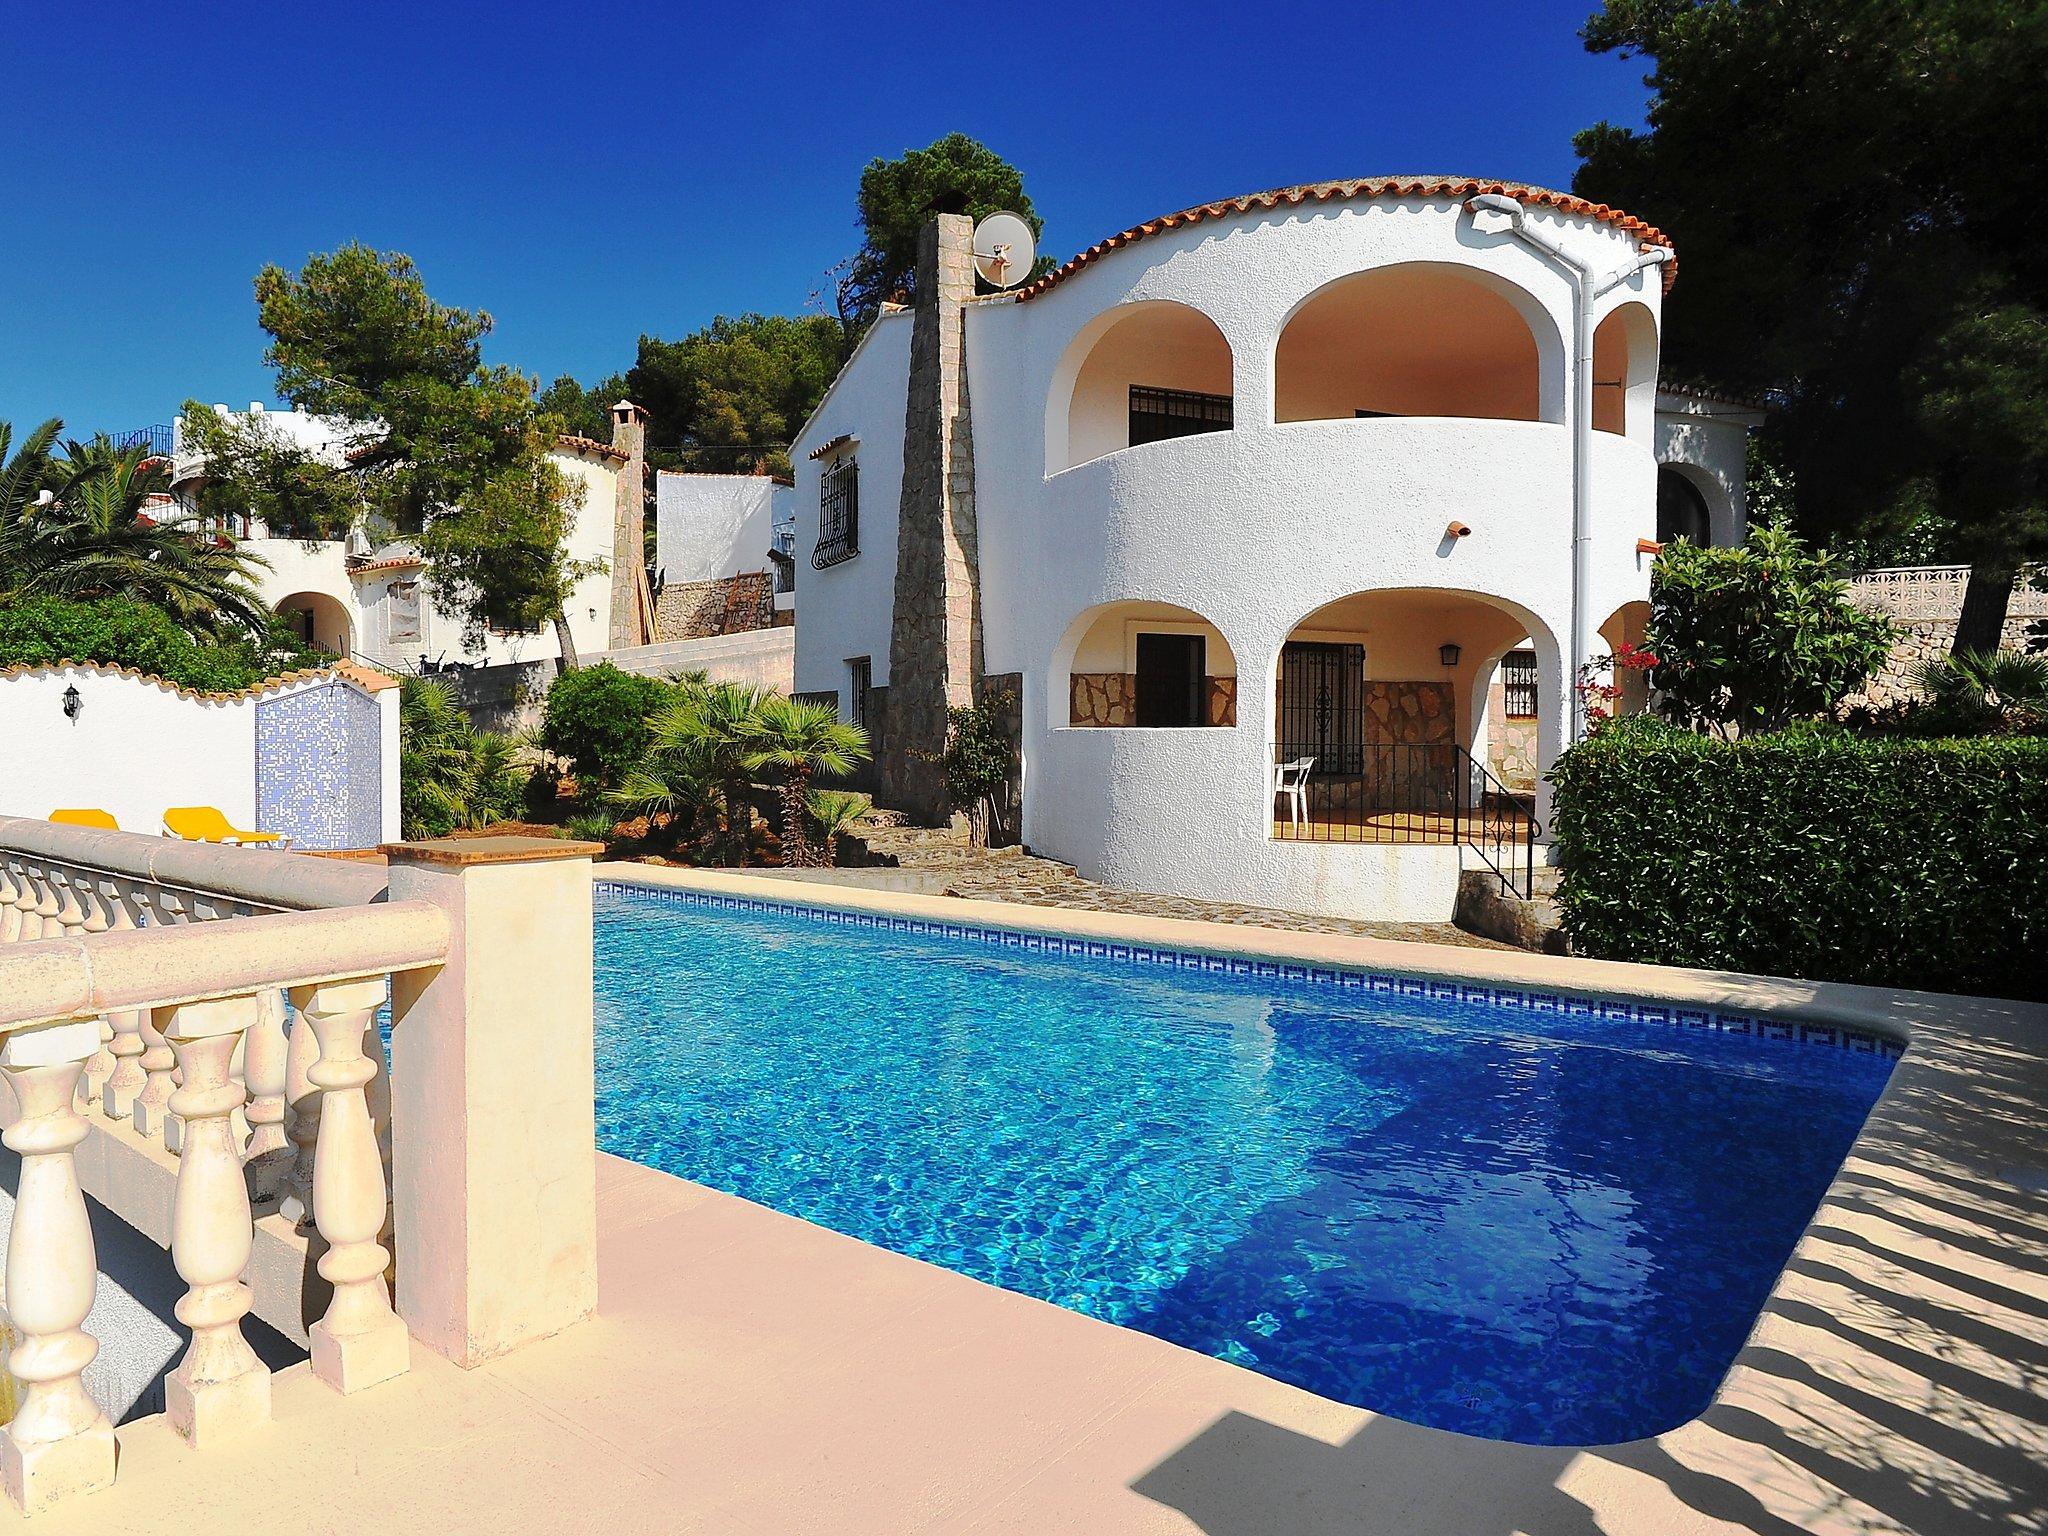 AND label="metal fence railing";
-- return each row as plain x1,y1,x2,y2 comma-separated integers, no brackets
1269,742,1540,898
